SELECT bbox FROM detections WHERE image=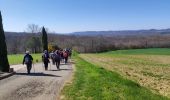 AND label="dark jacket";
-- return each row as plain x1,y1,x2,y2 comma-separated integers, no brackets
42,53,49,62
23,54,33,64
